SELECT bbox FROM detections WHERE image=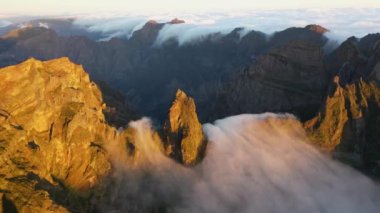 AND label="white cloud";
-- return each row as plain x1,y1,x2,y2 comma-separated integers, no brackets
105,113,380,212
38,22,49,28
1,8,380,44
67,8,380,45
0,20,12,28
